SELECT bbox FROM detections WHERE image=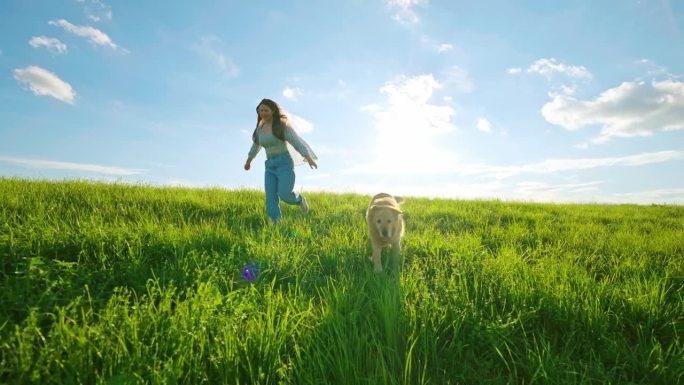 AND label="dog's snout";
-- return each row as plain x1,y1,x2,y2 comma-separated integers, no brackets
381,229,389,238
